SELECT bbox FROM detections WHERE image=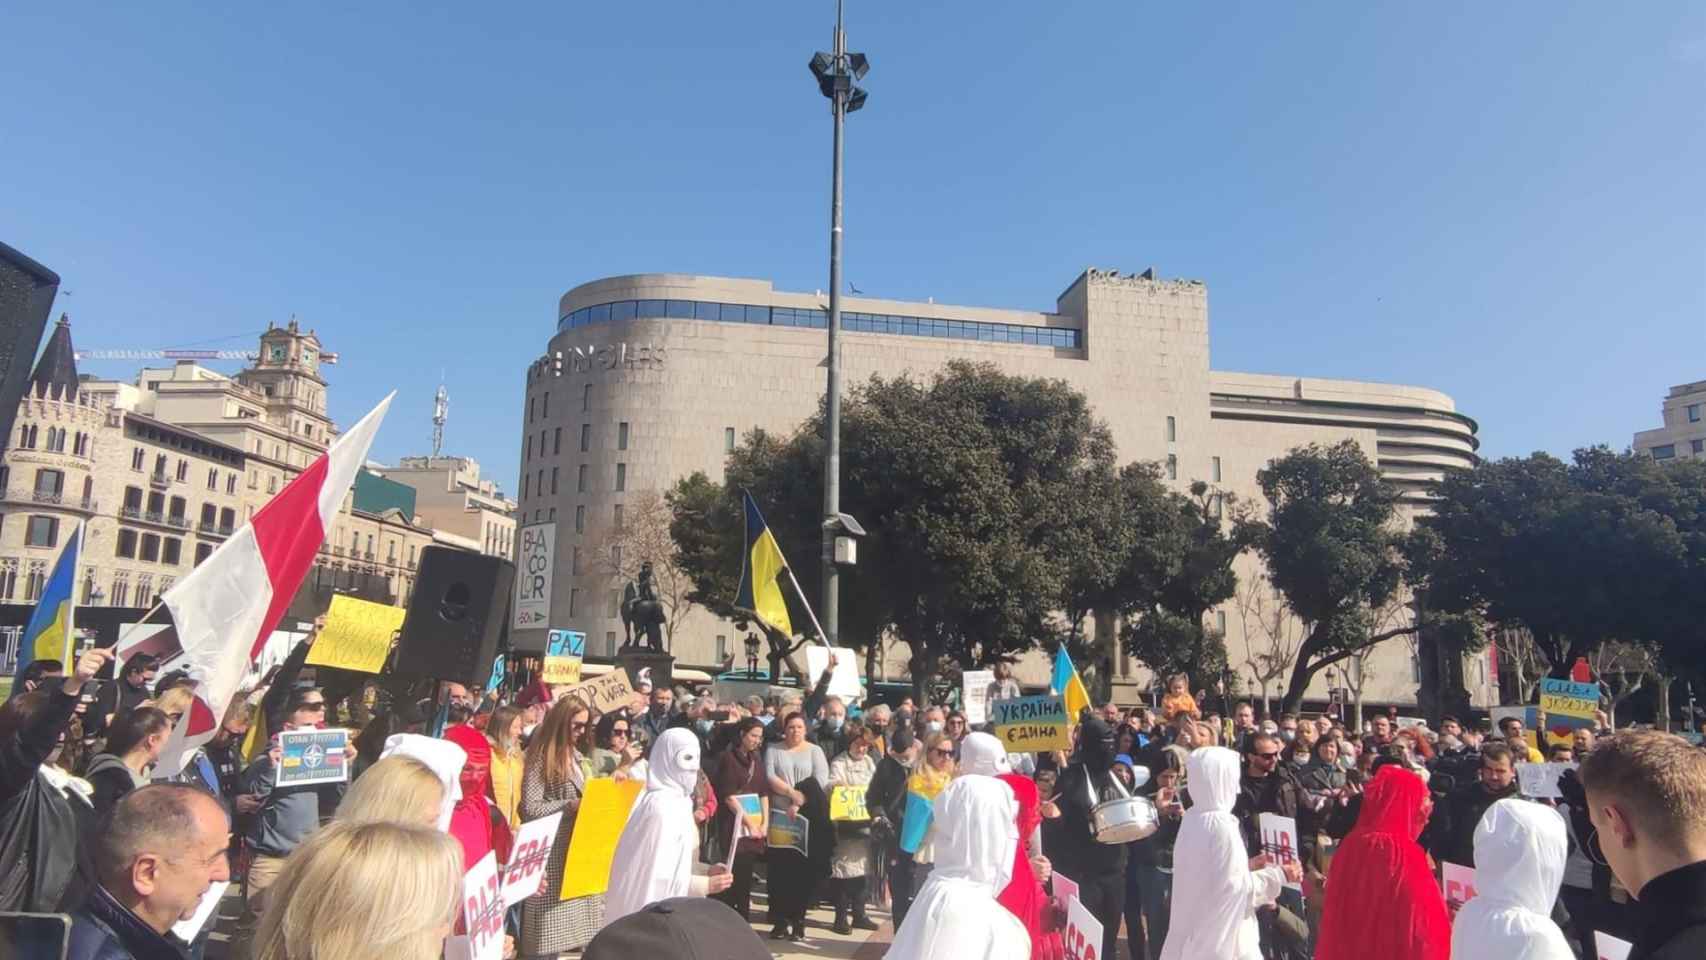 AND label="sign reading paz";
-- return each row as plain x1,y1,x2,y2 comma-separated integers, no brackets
992,694,1070,752
305,594,406,674
461,851,505,960
1442,861,1477,919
